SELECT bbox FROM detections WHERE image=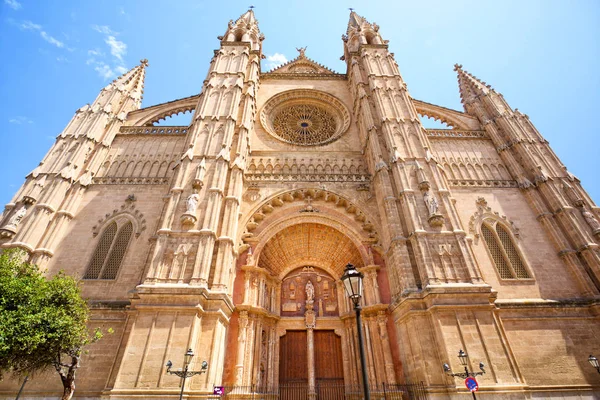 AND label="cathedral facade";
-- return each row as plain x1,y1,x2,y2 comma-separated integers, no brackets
1,10,599,400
